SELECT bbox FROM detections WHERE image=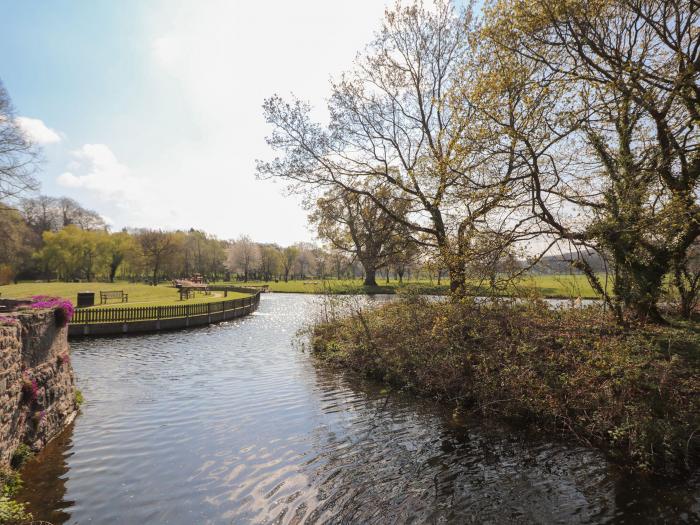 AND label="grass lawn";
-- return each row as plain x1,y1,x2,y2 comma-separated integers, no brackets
213,273,606,298
516,274,607,298
0,282,248,308
1,274,606,307
212,279,450,295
